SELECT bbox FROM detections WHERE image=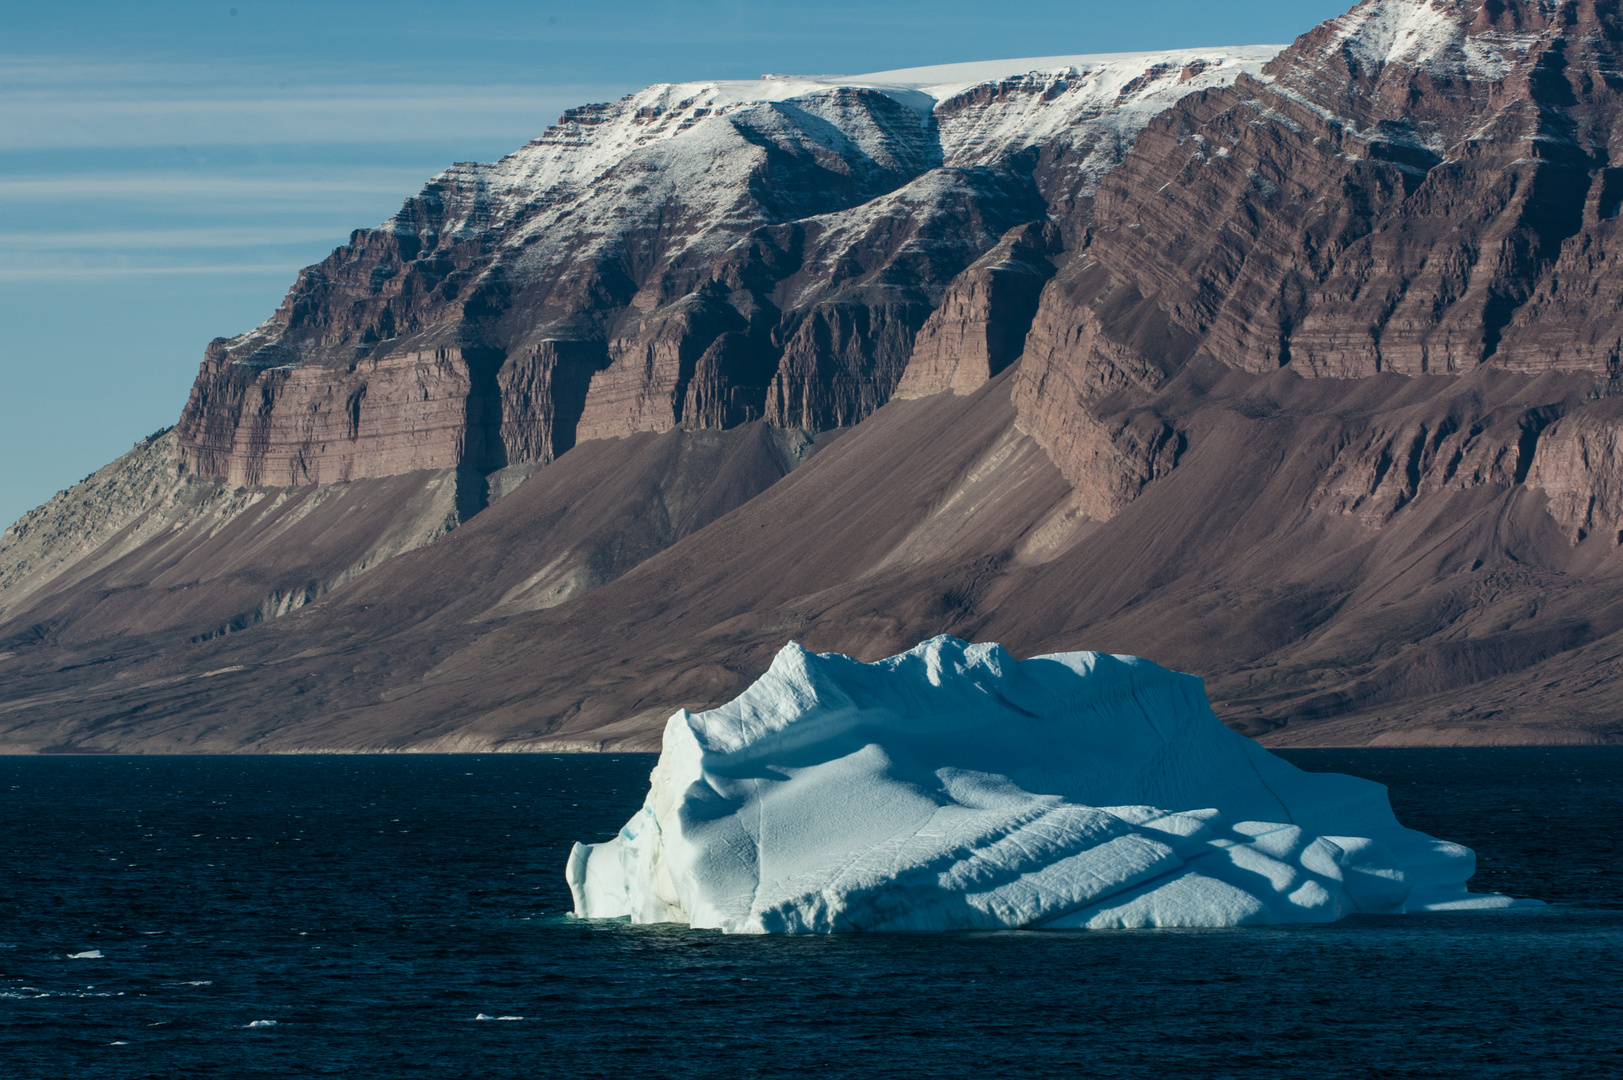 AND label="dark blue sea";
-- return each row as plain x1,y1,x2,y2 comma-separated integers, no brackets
2,748,1619,1079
